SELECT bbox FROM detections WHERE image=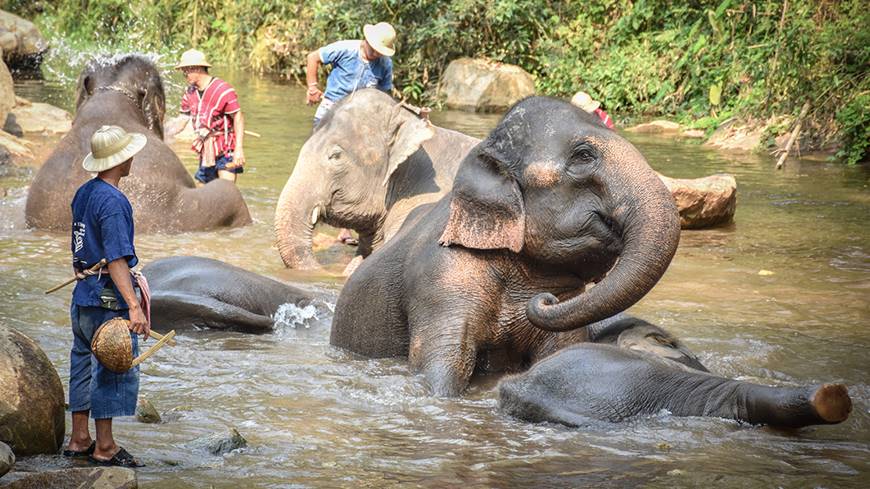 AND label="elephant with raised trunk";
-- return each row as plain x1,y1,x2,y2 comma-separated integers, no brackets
498,339,852,429
25,54,251,232
331,97,682,396
274,89,478,272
